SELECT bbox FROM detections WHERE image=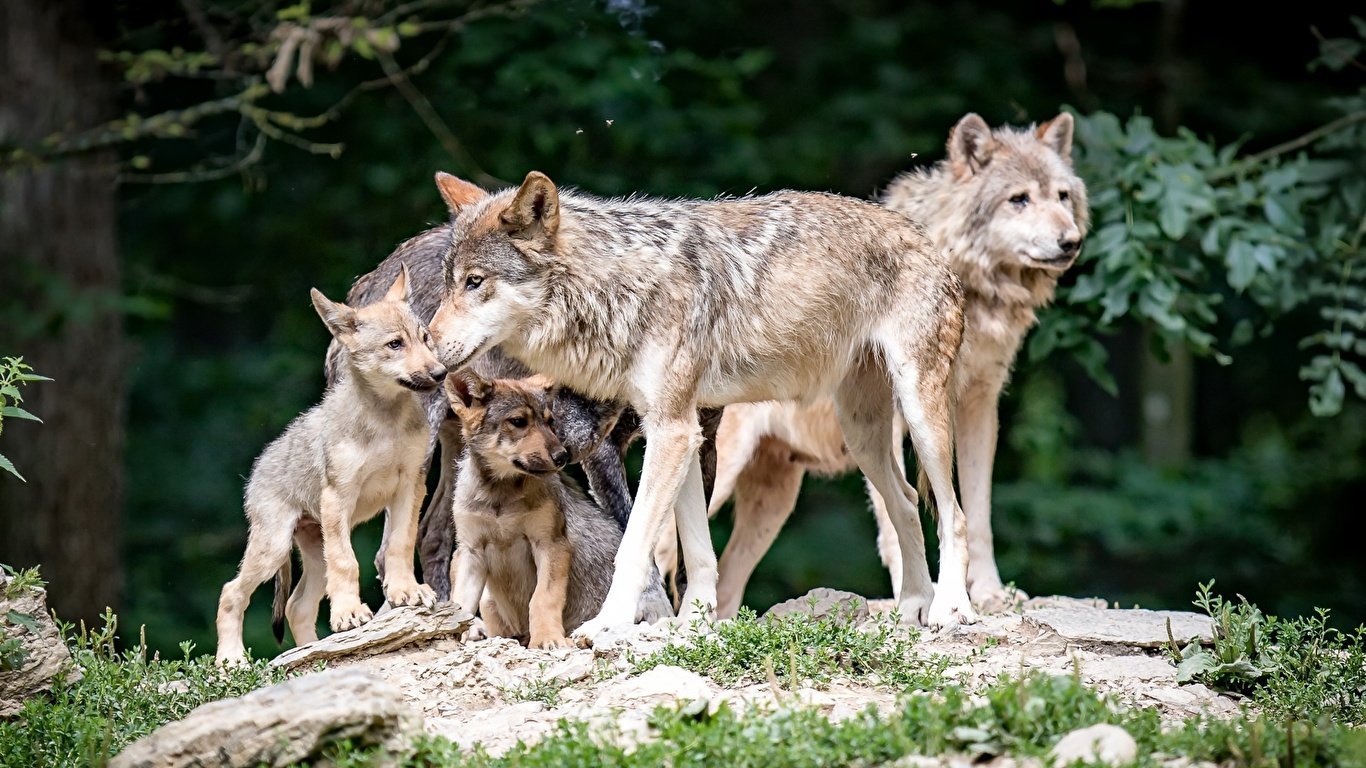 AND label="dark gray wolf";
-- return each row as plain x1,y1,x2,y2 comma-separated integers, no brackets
216,268,442,662
427,170,976,638
445,371,672,647
708,113,1089,616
